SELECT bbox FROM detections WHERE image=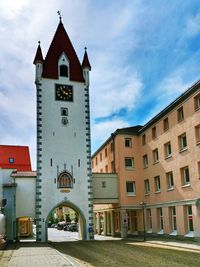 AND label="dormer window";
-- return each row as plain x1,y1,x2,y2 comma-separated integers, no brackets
58,171,73,188
60,65,68,77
